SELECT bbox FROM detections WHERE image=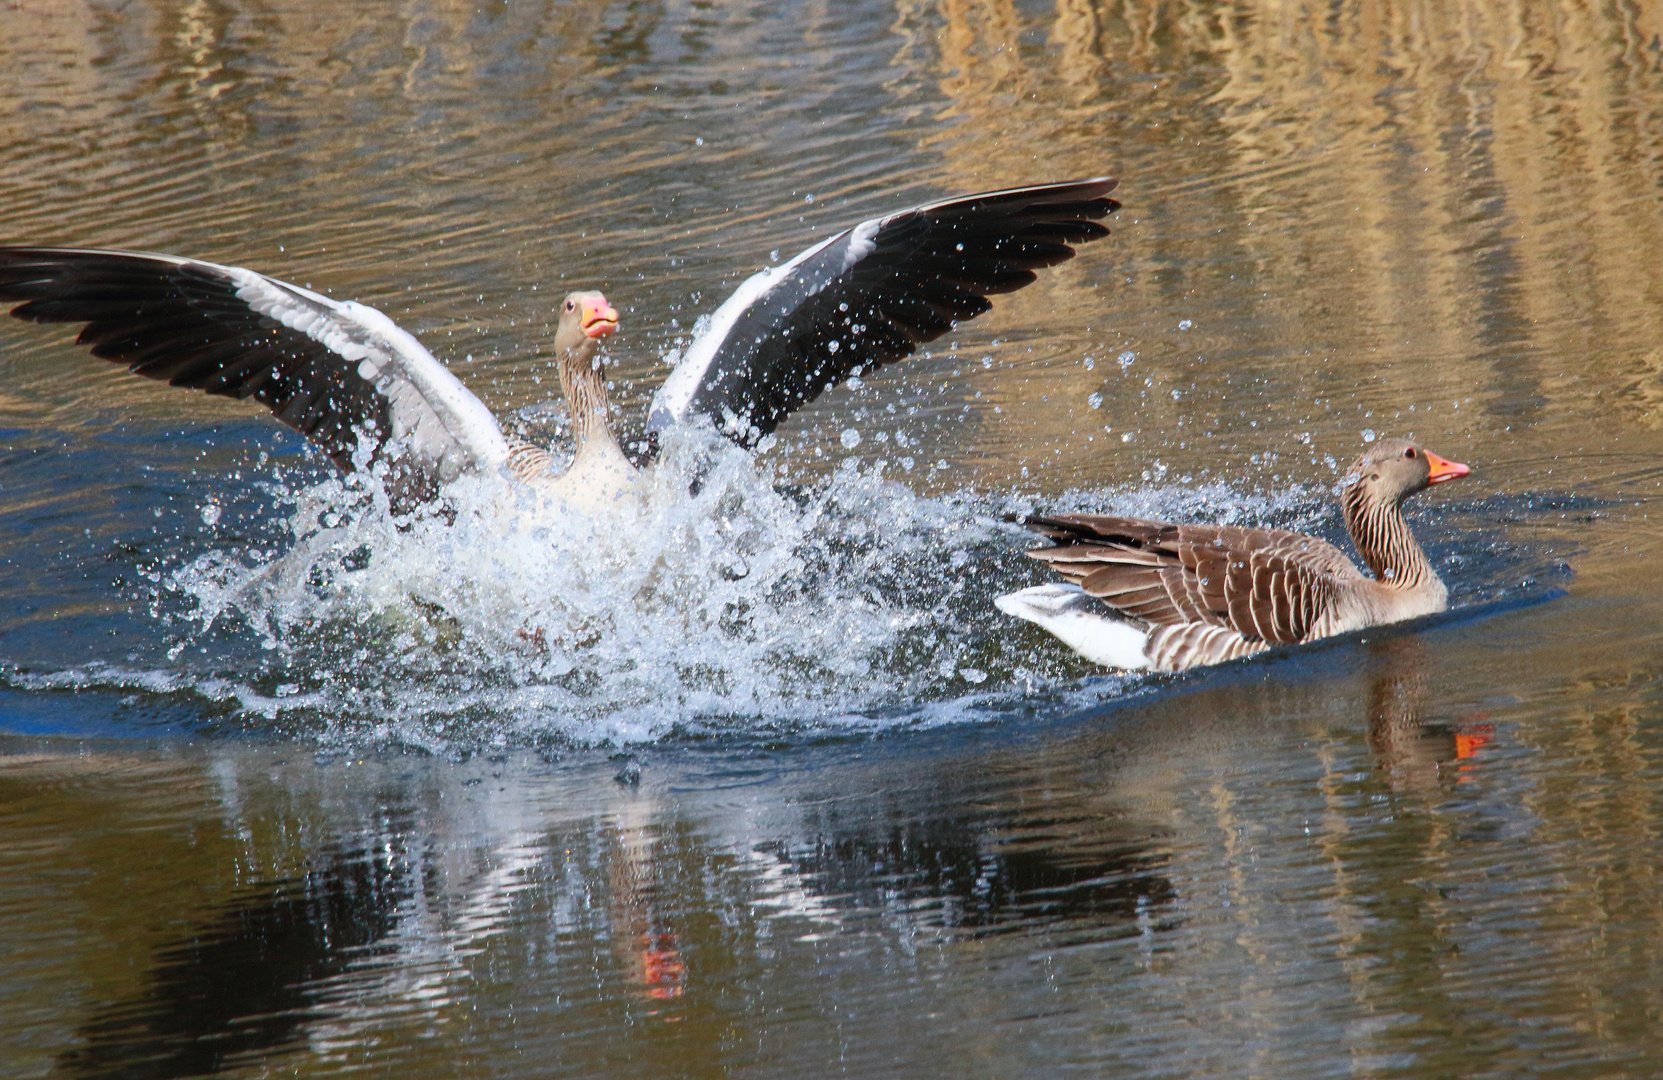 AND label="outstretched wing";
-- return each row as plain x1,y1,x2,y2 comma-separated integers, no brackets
648,177,1121,447
0,247,509,501
1019,513,1362,646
